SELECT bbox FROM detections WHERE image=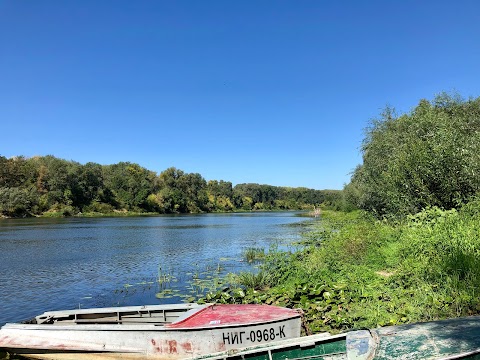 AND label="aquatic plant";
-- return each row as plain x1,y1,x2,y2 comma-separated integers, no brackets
242,247,265,263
